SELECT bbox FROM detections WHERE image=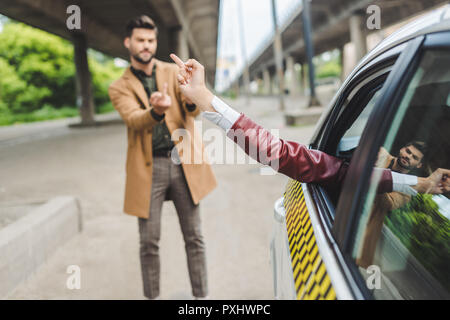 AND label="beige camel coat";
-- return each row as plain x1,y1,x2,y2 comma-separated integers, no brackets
108,59,217,218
